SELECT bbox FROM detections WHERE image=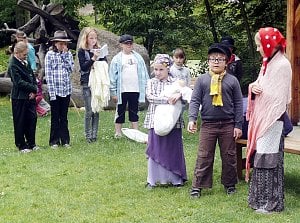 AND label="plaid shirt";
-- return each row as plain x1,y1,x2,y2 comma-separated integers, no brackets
143,76,184,129
45,50,74,100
